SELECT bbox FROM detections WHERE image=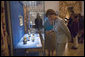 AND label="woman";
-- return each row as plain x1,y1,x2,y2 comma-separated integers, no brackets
45,9,71,56
44,9,57,56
